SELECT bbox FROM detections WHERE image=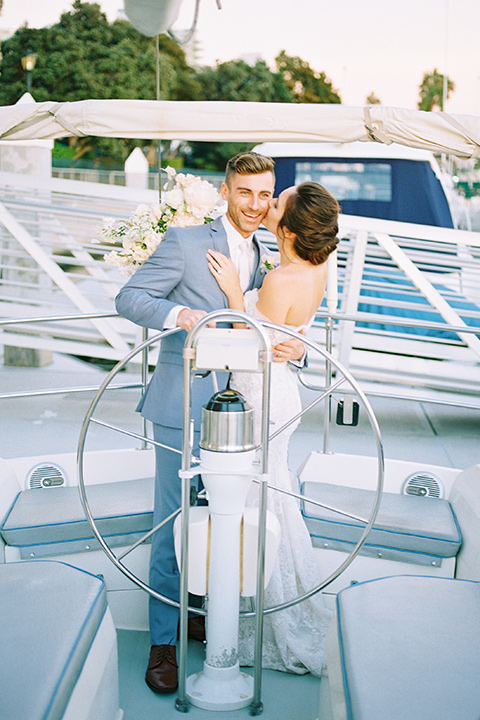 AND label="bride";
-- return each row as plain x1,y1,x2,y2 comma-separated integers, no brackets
207,181,340,676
